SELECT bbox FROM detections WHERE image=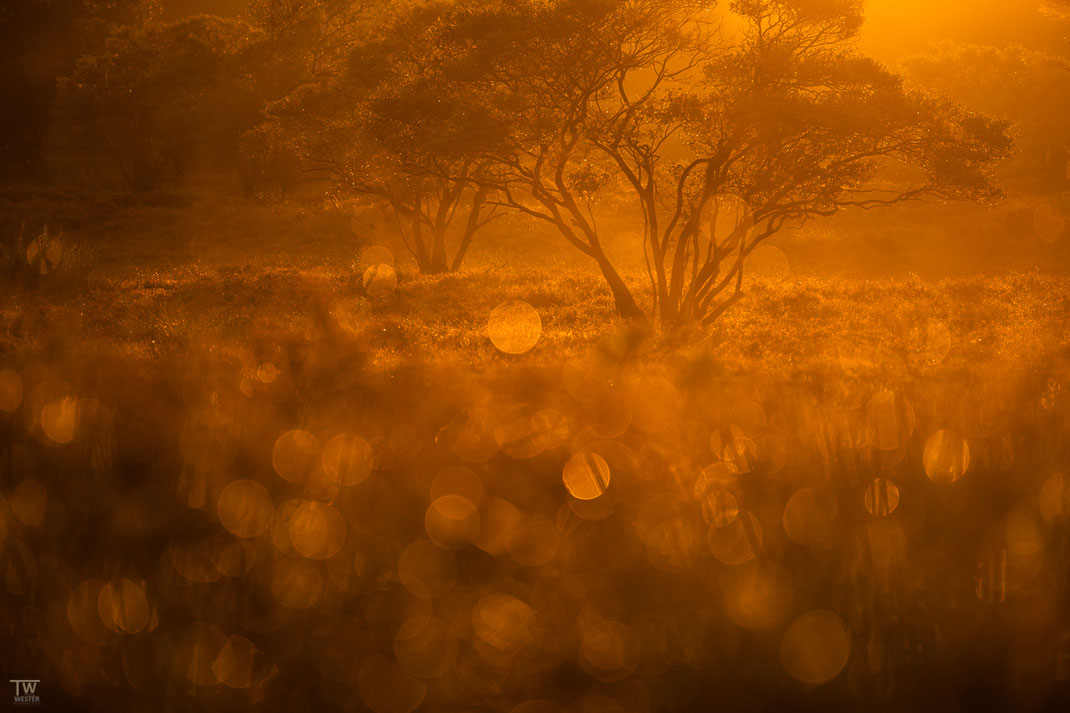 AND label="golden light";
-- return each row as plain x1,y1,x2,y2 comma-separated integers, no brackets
0,0,1065,709
780,610,851,685
97,578,150,635
487,300,543,355
562,452,611,500
217,479,273,538
864,478,900,517
923,430,971,483
272,429,321,483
